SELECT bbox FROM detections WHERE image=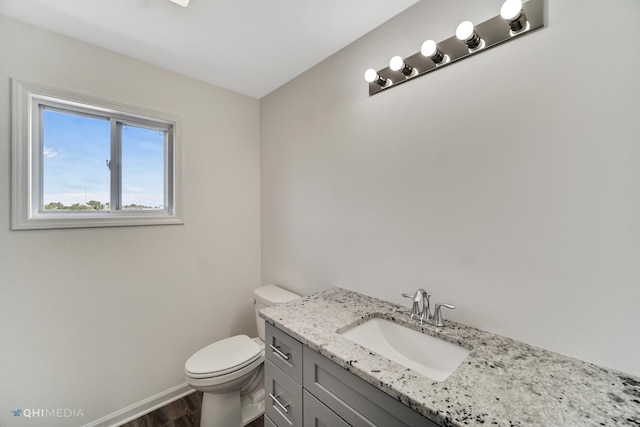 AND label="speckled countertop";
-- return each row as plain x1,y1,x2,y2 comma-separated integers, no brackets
260,287,640,427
